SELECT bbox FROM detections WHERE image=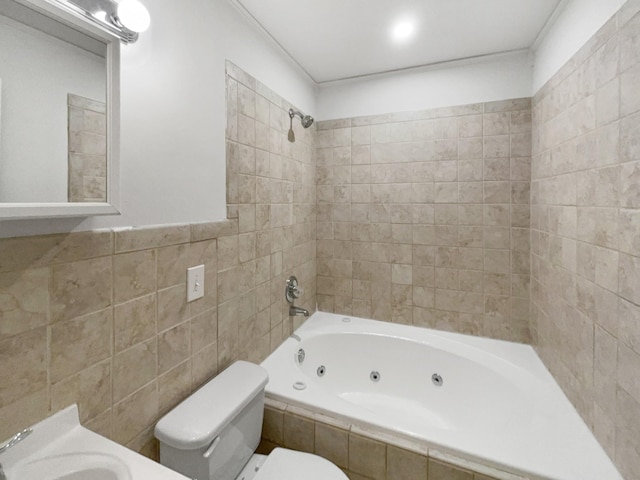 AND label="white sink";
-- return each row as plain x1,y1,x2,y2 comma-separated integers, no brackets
1,406,188,480
13,452,131,480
